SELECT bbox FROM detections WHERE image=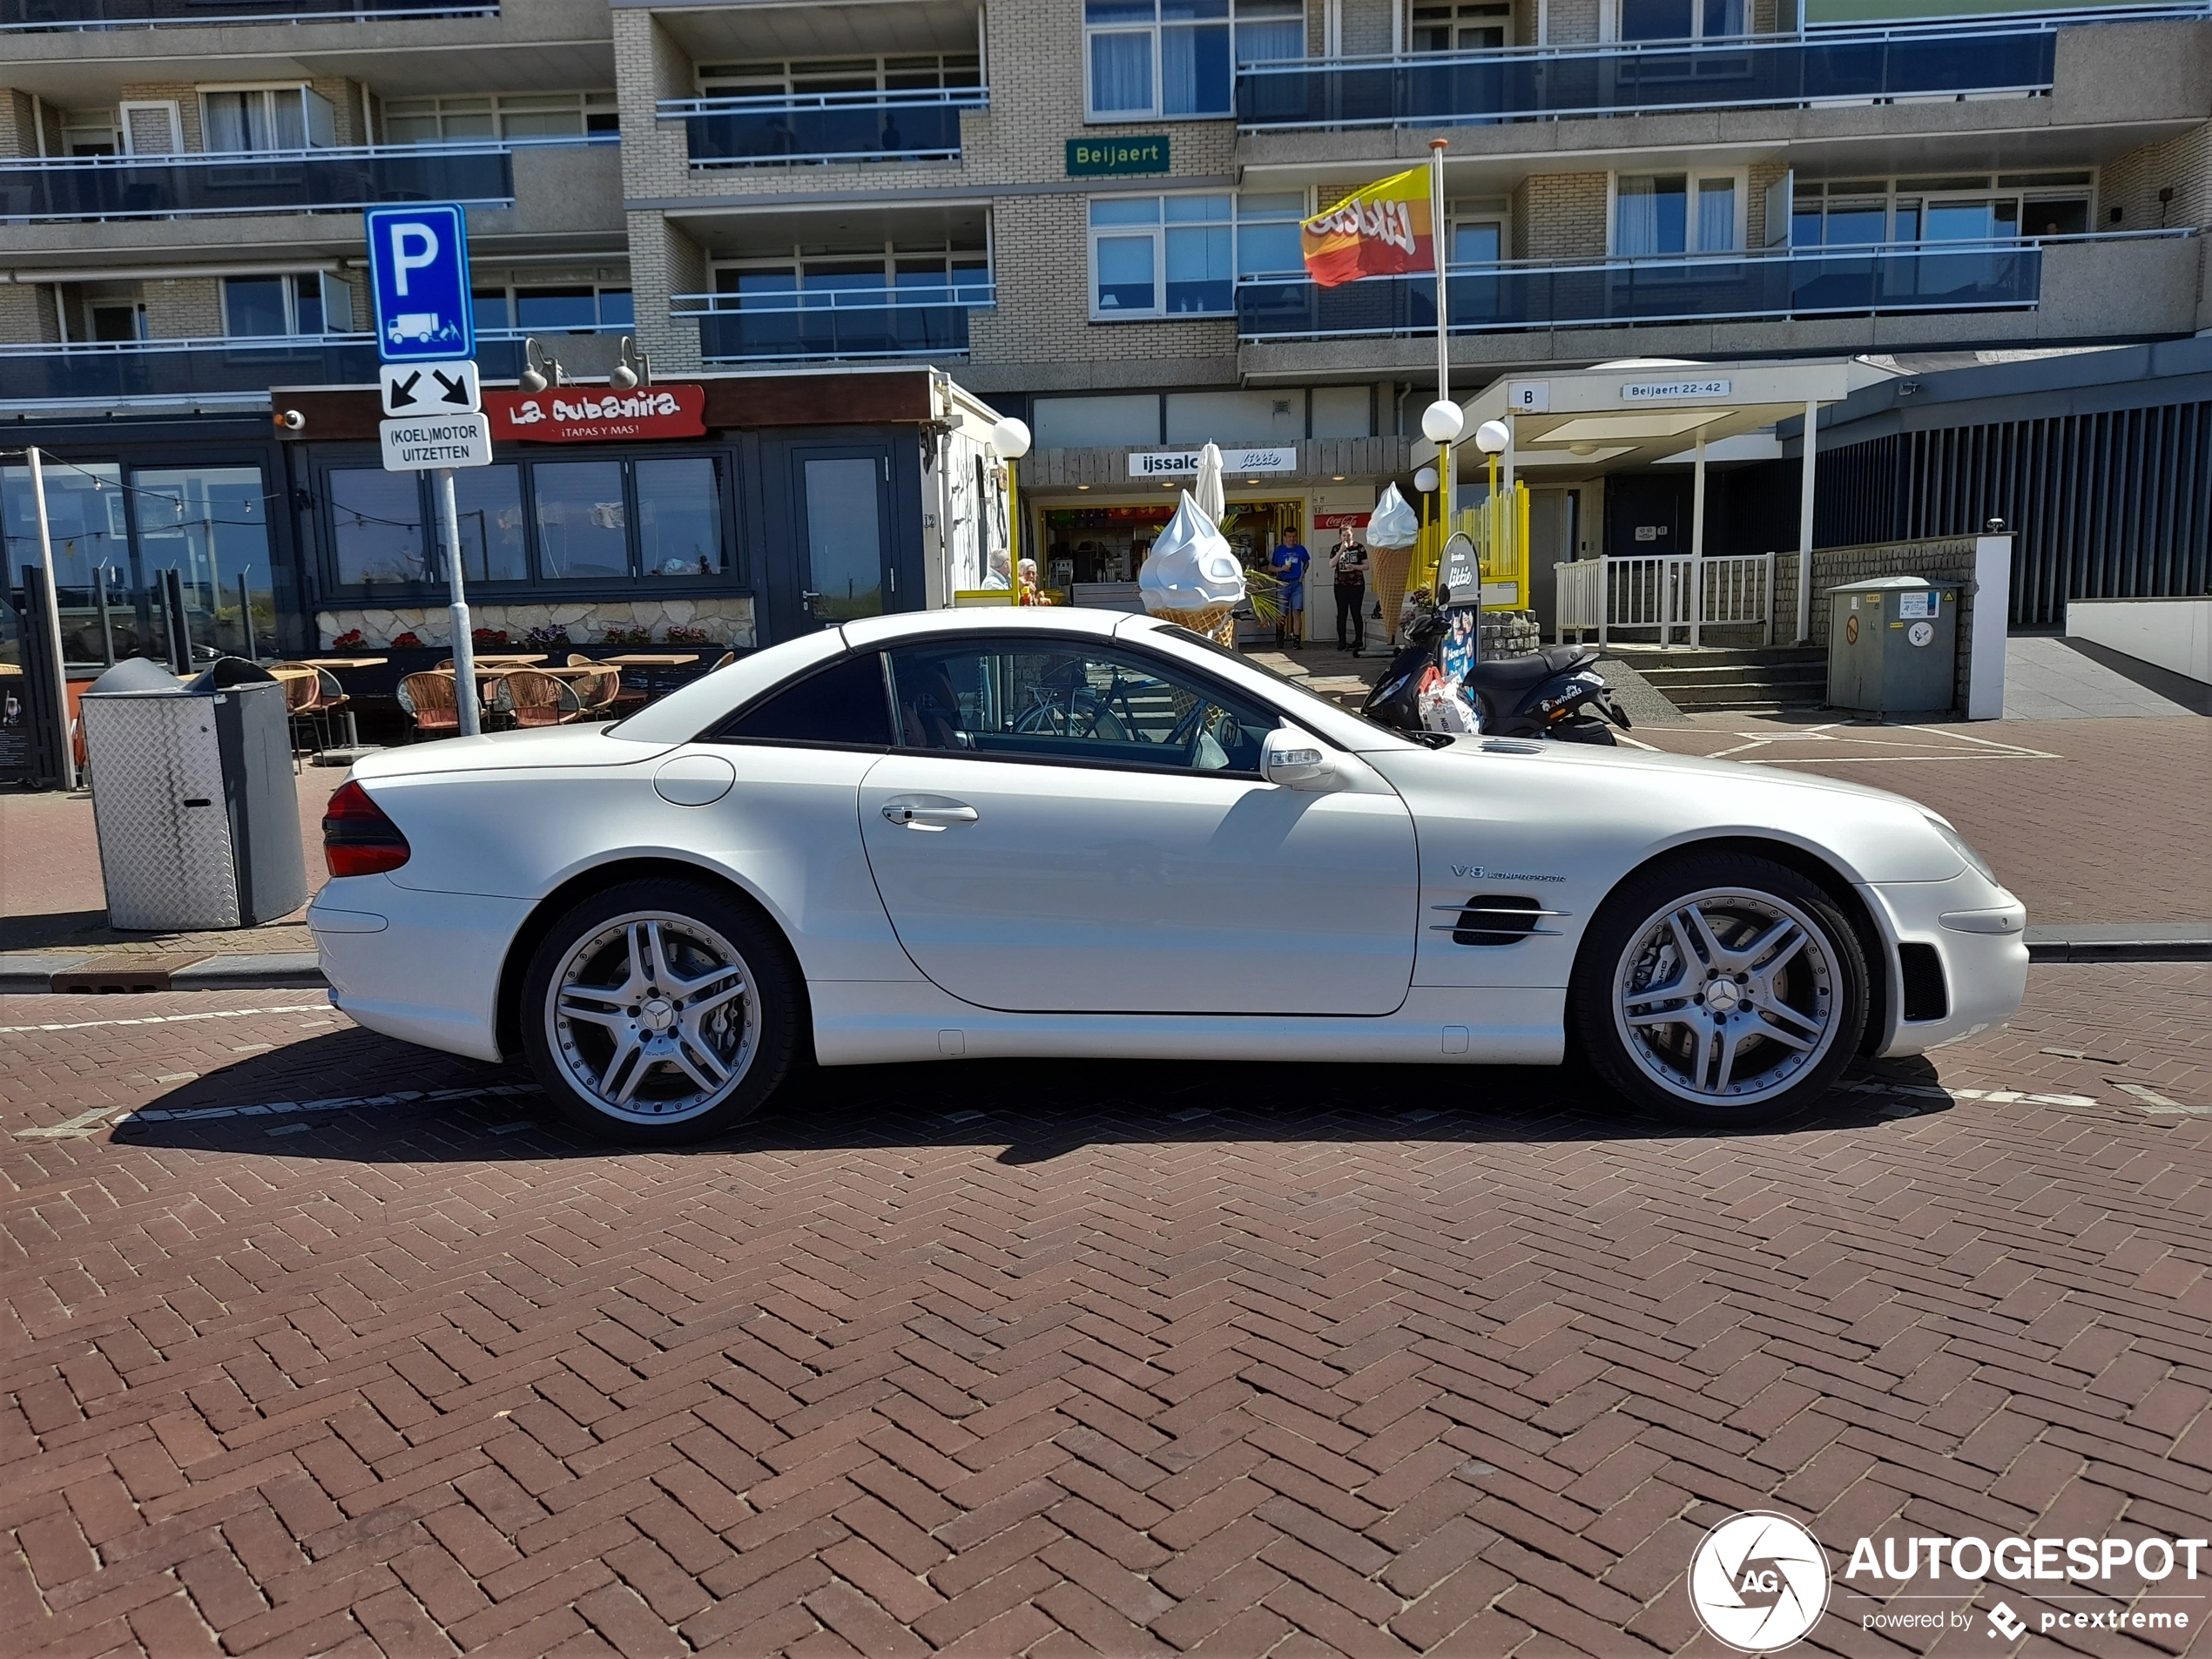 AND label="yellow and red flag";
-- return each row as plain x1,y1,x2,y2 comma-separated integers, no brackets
1300,168,1435,288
